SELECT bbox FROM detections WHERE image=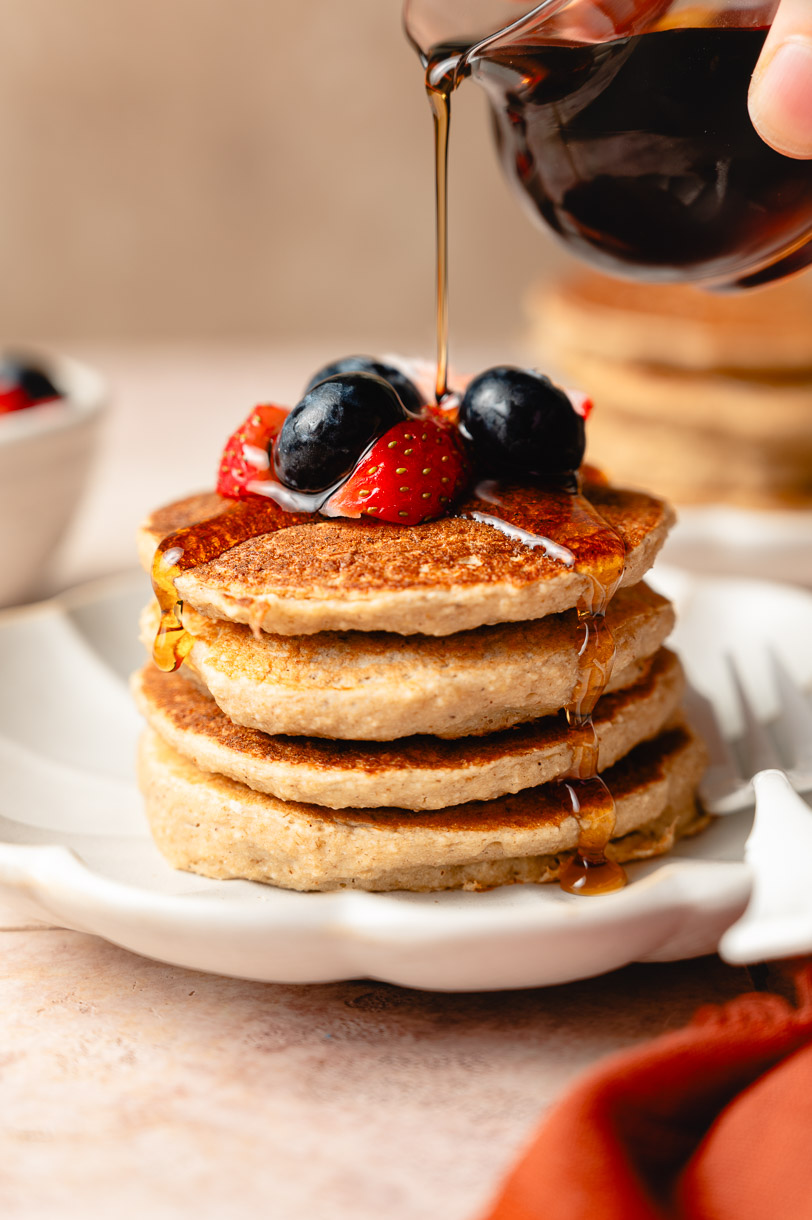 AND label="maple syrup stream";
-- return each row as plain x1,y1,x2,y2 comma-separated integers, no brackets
150,29,629,896
428,81,451,403
425,43,628,894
